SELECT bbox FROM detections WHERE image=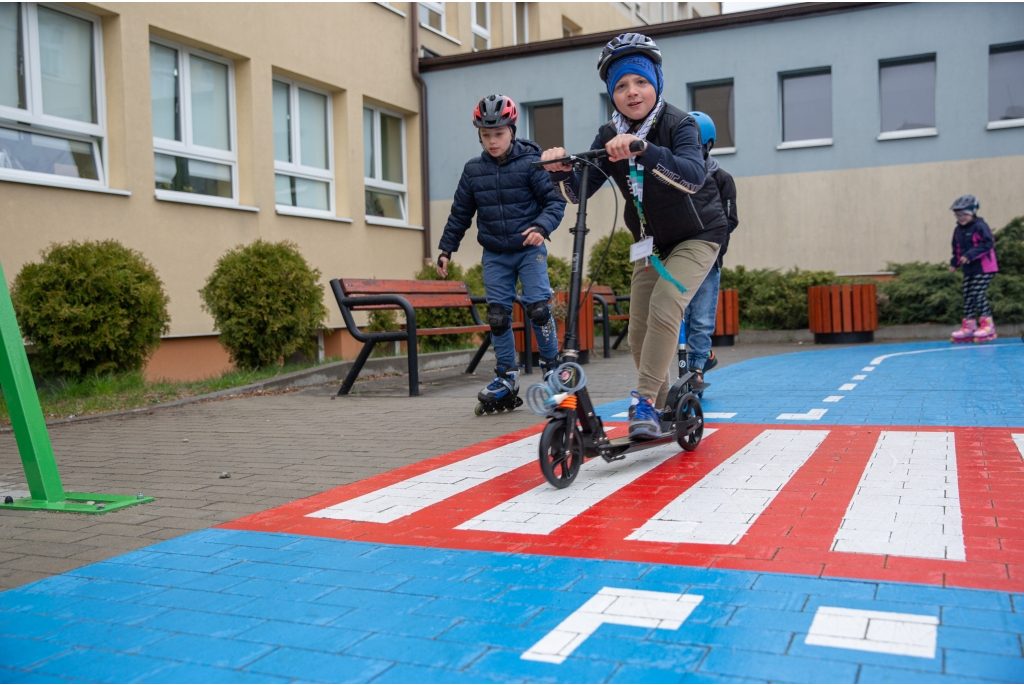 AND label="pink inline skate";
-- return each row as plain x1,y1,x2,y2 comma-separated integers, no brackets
950,318,977,343
973,316,997,343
